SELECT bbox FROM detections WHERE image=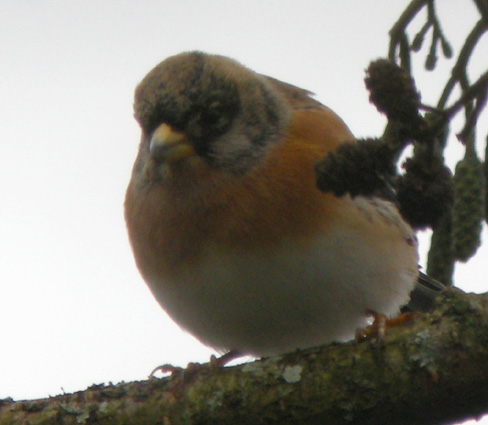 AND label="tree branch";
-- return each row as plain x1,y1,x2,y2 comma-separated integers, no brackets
2,289,488,425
